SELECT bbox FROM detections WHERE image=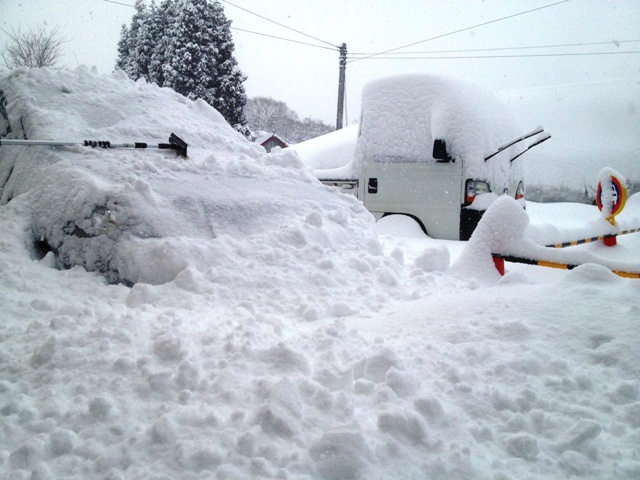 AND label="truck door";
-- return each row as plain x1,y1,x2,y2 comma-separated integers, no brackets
363,160,464,240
